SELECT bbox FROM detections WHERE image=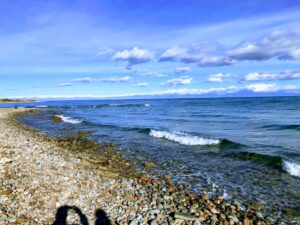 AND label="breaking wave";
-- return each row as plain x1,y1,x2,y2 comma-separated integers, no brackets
55,115,83,124
283,161,300,178
229,151,300,177
149,129,221,146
